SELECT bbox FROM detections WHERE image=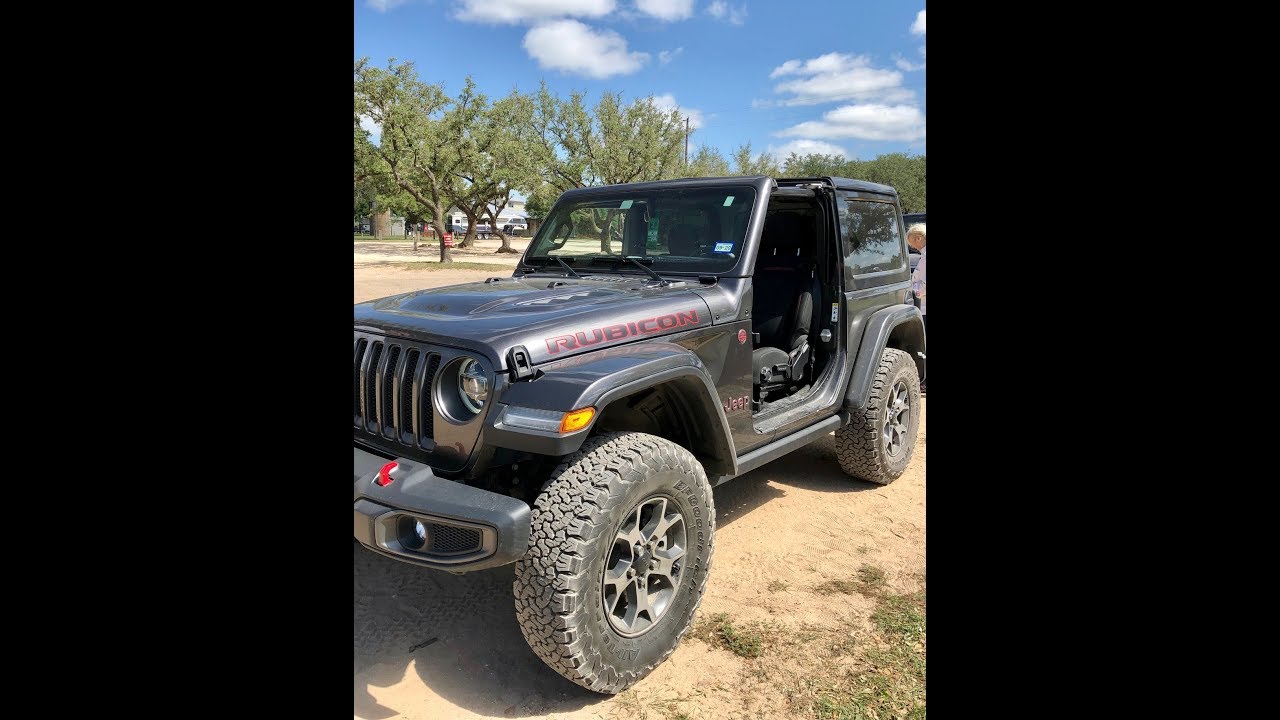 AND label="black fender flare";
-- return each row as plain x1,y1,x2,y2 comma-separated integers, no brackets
488,342,736,472
844,305,926,411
